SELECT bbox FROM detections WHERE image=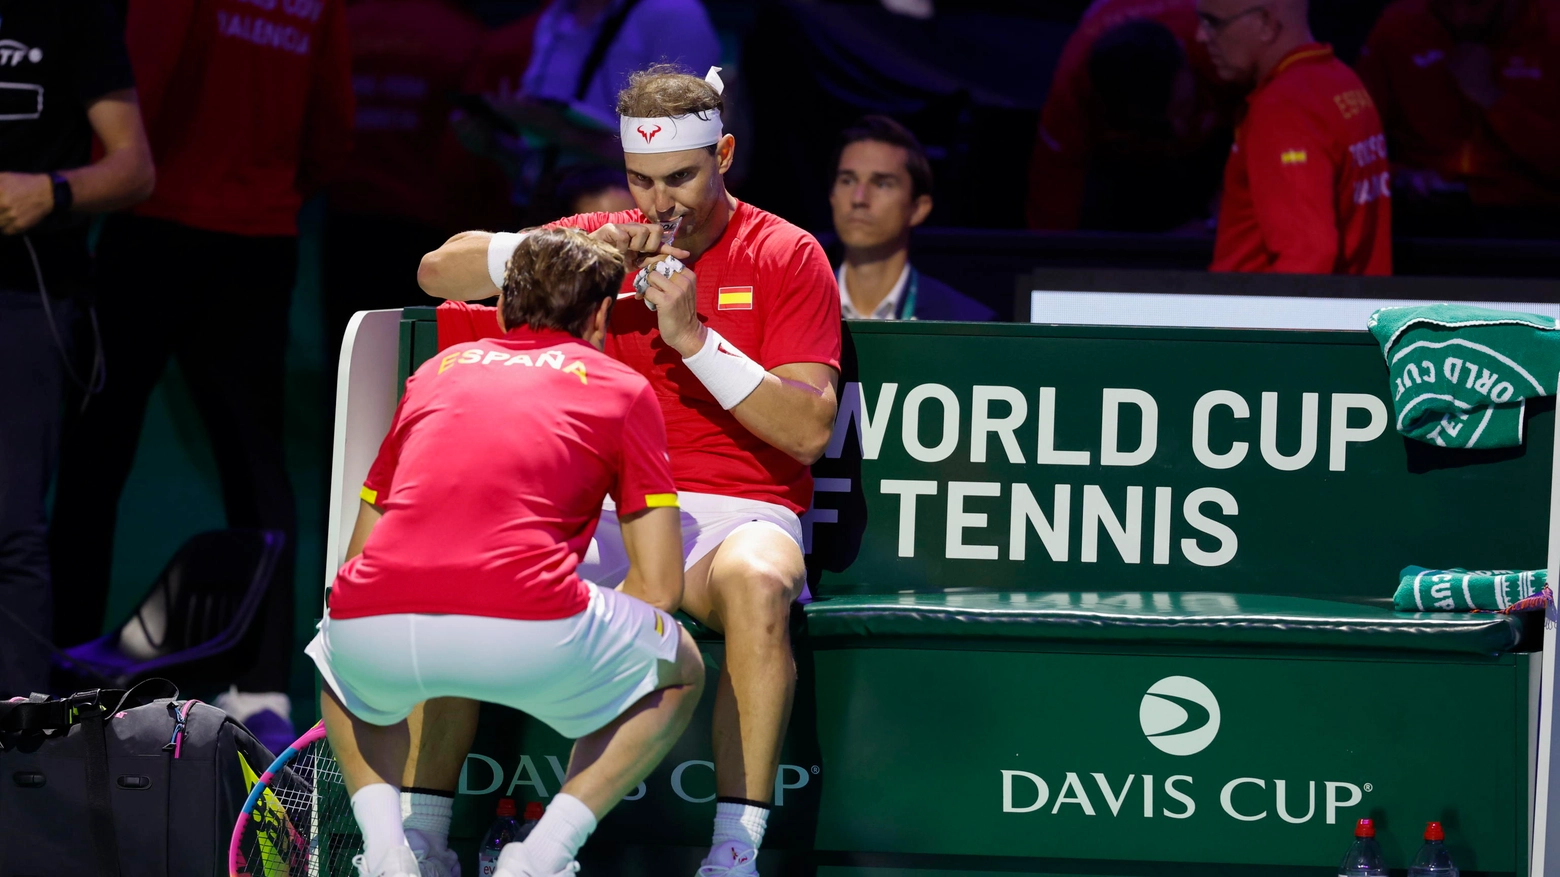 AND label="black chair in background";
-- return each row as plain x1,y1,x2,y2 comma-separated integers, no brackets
57,529,286,691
